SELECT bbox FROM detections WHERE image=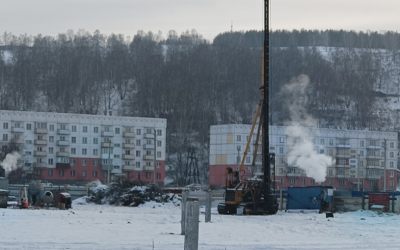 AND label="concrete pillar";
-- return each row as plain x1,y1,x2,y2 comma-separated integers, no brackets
184,199,199,250
205,190,212,222
181,190,188,235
